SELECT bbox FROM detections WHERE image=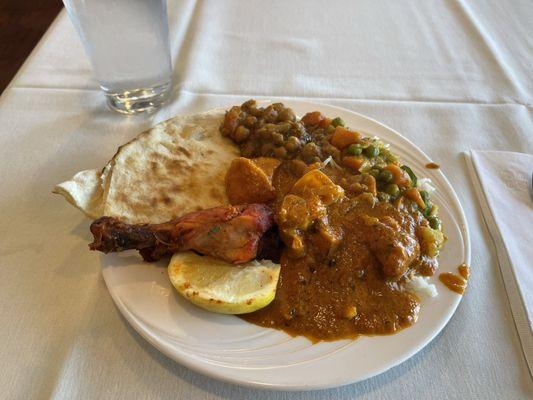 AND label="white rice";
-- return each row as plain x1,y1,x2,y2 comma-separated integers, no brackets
403,276,438,298
417,177,436,194
321,155,343,170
